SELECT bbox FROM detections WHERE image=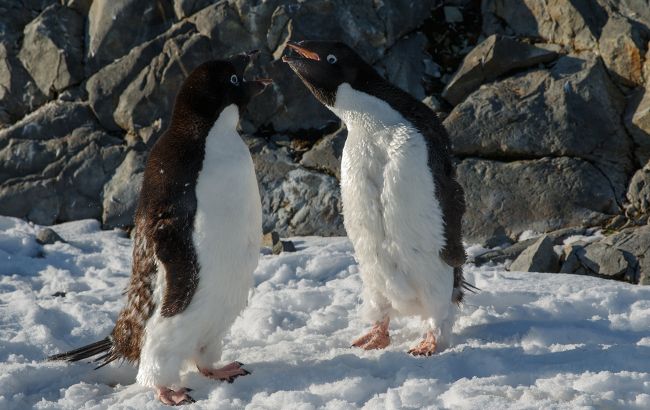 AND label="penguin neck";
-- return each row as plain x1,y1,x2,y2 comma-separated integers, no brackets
209,104,240,138
330,83,405,134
